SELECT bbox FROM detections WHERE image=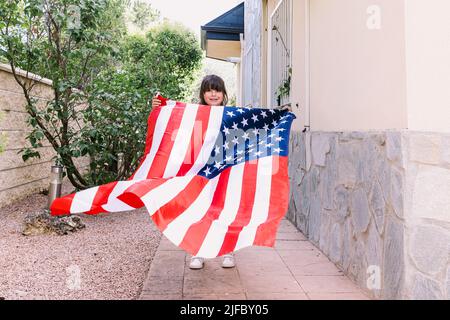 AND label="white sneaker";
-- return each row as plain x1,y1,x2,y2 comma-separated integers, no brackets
189,256,204,269
221,254,235,268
